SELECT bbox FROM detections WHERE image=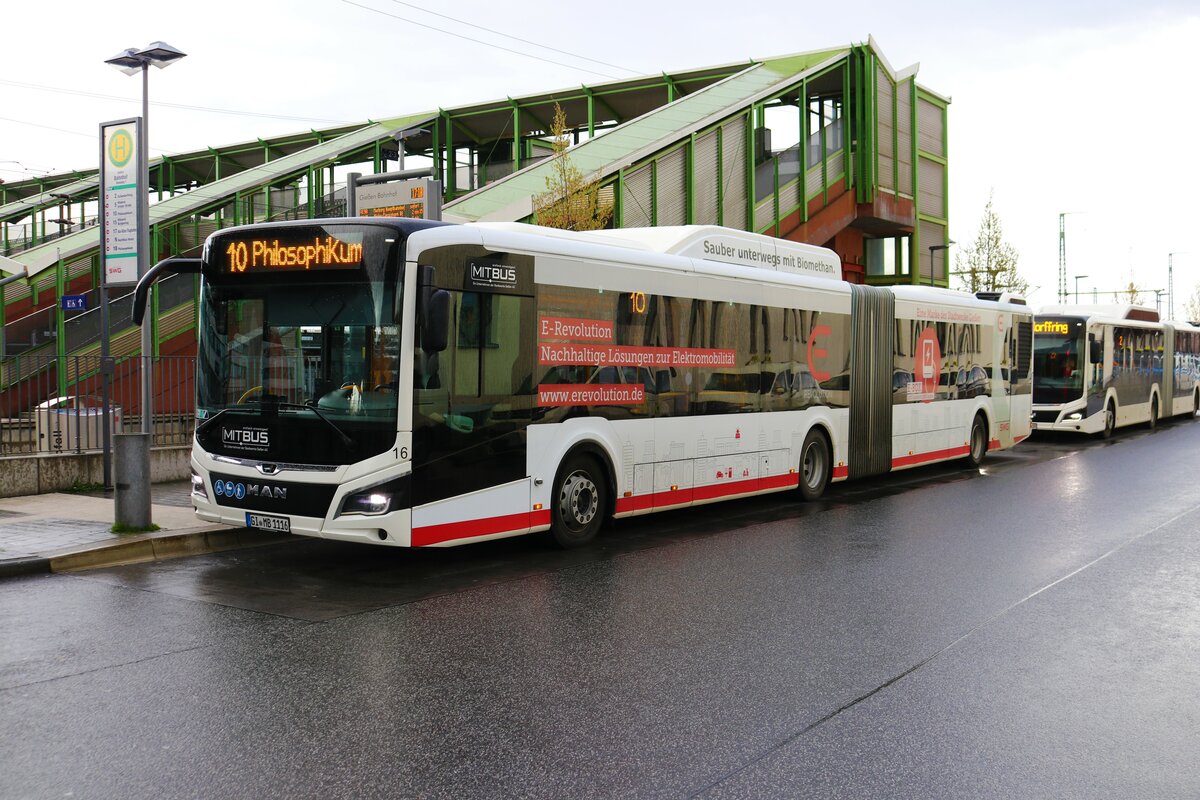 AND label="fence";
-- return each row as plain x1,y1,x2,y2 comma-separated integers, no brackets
0,354,195,456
